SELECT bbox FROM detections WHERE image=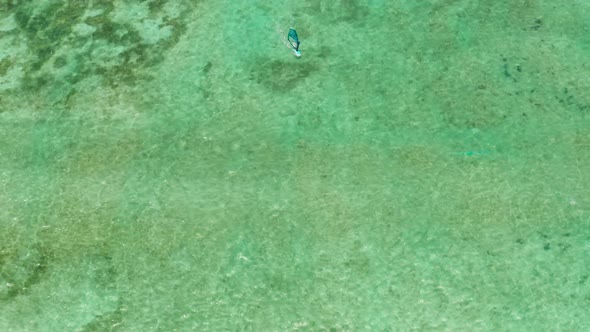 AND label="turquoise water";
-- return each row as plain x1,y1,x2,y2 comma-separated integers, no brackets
1,1,589,330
